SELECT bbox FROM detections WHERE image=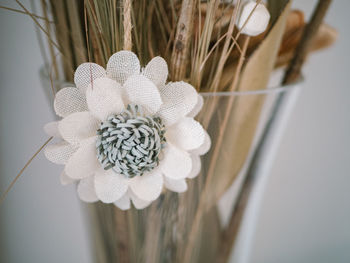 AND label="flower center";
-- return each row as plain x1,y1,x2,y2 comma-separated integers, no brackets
96,104,166,178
